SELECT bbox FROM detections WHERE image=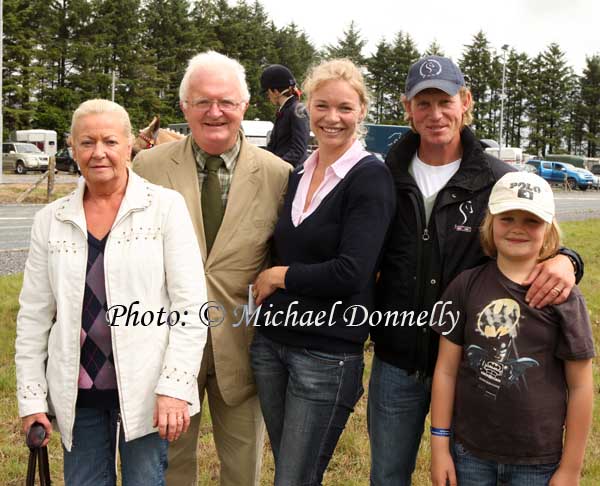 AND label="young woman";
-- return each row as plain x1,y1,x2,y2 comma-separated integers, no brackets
430,172,594,486
251,59,395,485
260,64,310,167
